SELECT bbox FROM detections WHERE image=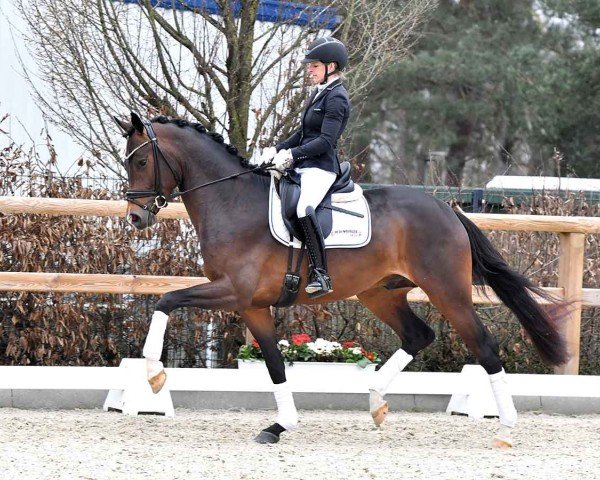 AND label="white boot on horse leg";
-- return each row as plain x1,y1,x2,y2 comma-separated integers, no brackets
255,382,298,444
489,368,518,448
274,382,298,431
368,348,413,426
142,310,169,393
